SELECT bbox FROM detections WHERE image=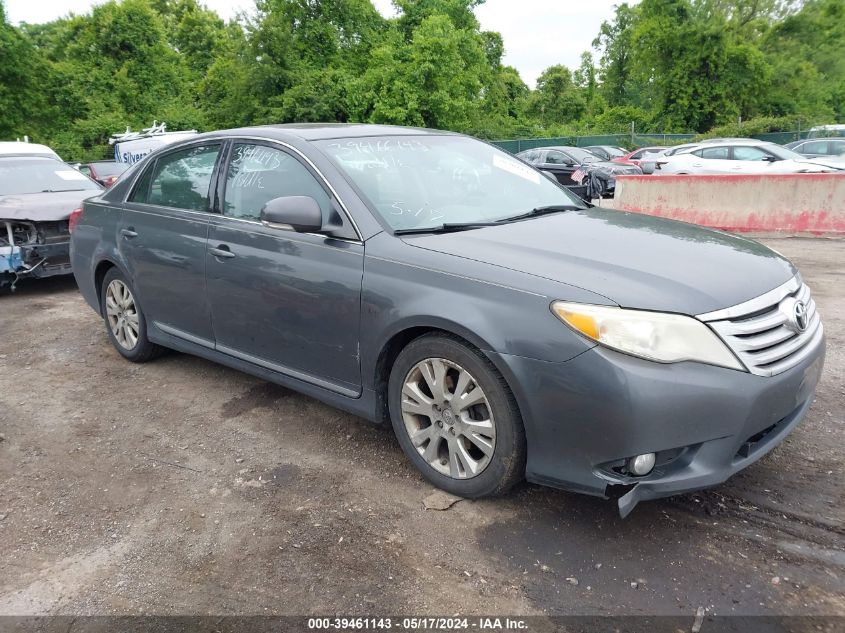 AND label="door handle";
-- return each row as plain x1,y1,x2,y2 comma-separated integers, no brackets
209,245,236,259
120,228,138,239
